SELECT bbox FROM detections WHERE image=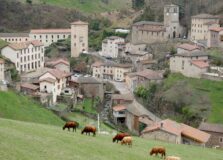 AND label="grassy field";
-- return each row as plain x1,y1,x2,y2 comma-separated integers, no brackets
164,73,223,123
18,0,131,13
0,91,64,126
0,118,222,160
